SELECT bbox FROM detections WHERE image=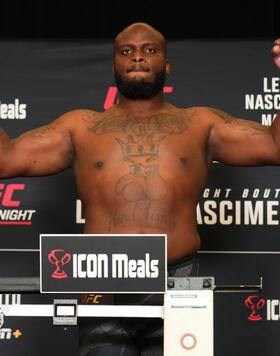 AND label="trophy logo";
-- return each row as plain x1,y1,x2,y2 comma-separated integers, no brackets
245,295,265,321
48,249,71,279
